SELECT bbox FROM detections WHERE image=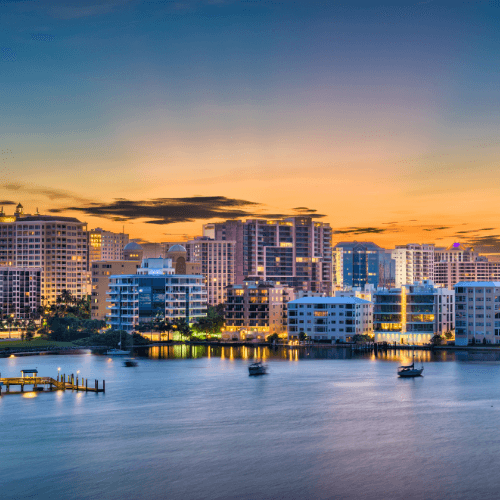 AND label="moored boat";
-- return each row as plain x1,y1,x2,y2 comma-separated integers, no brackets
106,349,130,356
398,362,423,377
398,347,423,377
